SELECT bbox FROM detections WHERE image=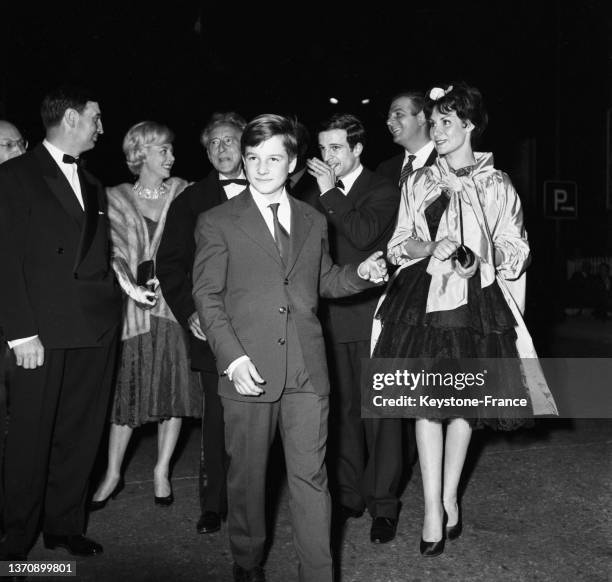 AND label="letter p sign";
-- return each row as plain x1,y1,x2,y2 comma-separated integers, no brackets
544,181,578,219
